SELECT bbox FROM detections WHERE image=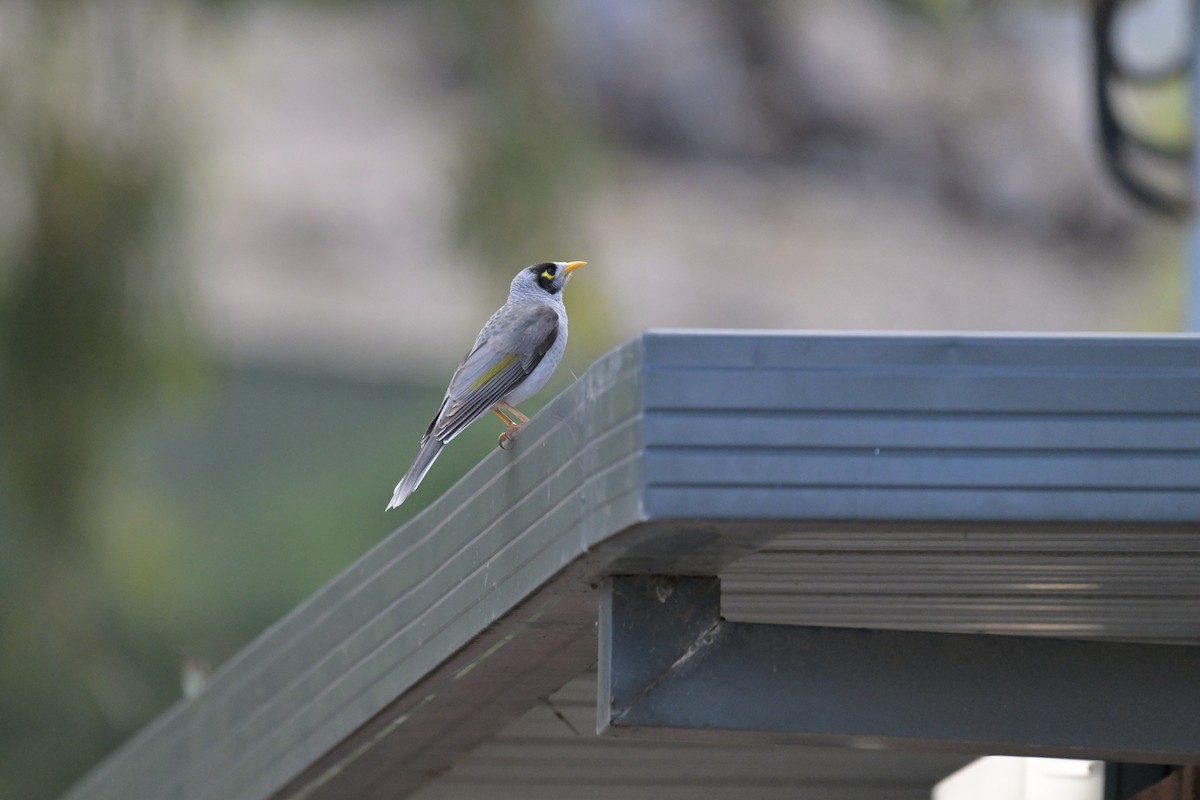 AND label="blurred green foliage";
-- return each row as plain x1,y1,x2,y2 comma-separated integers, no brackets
0,3,197,796
0,129,176,548
2,357,470,798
